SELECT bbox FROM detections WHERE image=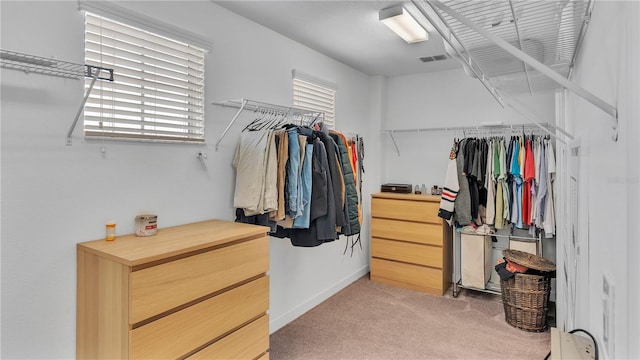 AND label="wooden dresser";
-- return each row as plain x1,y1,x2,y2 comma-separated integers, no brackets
76,219,270,360
370,192,452,296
